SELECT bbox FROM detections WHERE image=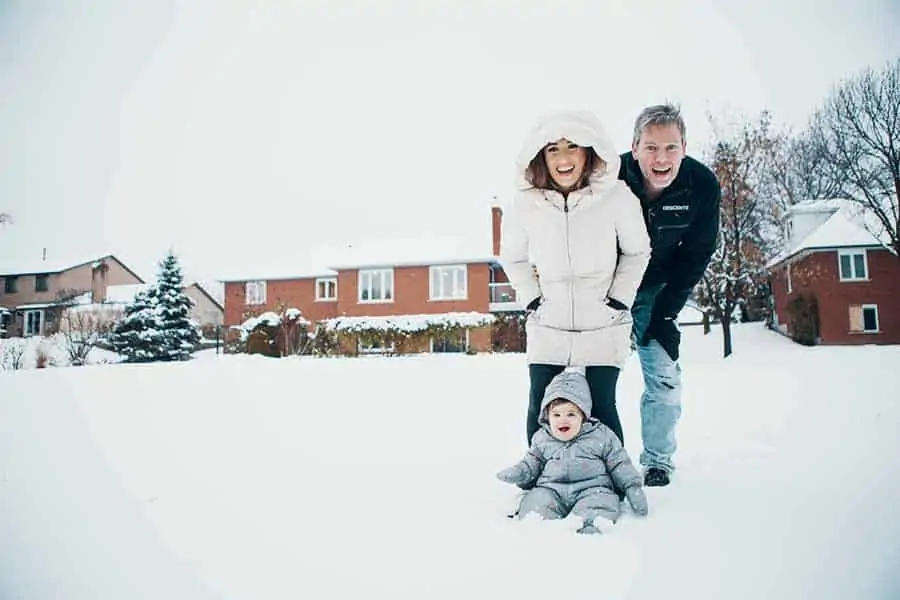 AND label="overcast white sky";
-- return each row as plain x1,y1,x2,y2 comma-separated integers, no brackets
0,0,897,282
